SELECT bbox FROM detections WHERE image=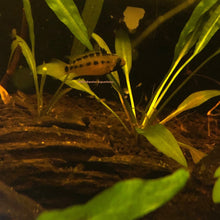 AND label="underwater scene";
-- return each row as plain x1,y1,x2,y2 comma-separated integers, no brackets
0,0,220,219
